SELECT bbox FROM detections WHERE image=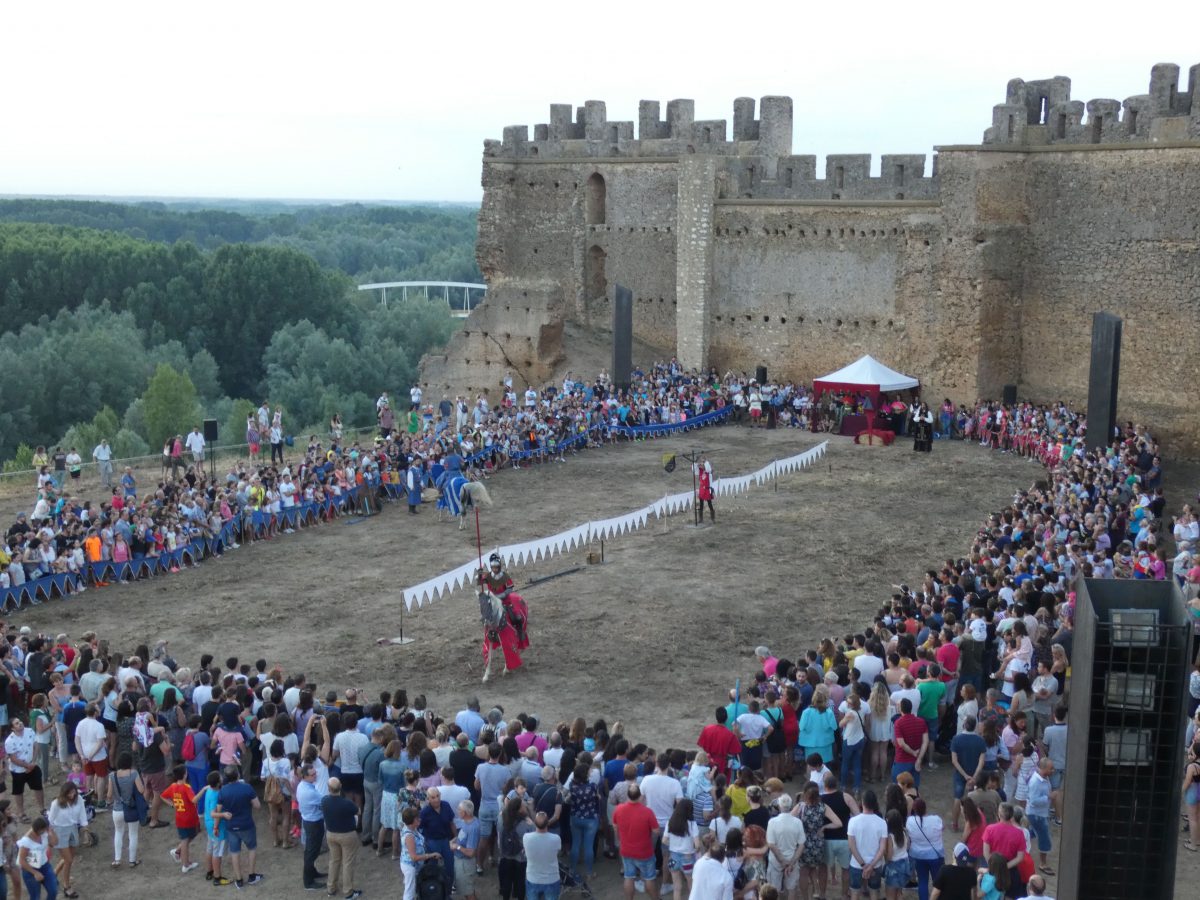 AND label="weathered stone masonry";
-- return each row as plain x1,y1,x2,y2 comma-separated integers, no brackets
420,64,1200,453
